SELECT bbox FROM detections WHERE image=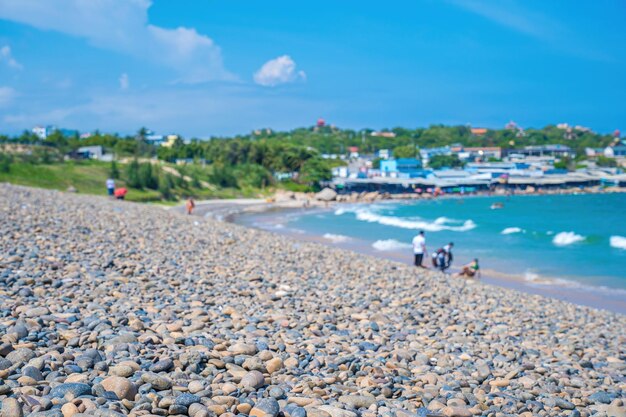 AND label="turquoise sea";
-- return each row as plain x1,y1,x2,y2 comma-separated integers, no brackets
238,193,626,310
